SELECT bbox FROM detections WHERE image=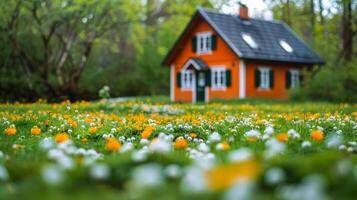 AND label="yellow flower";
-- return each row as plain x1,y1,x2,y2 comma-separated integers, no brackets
141,126,154,139
55,133,69,143
89,127,97,134
106,138,121,151
175,138,188,149
82,138,88,144
276,133,288,142
31,126,41,135
5,127,16,135
311,130,324,141
217,143,230,151
206,159,261,191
